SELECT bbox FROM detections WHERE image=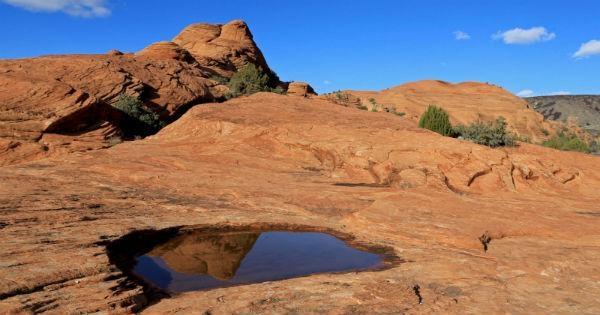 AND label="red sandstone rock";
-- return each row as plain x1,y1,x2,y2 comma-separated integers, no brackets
287,81,316,97
0,93,598,314
347,80,558,142
0,20,276,166
136,41,197,64
172,20,274,77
